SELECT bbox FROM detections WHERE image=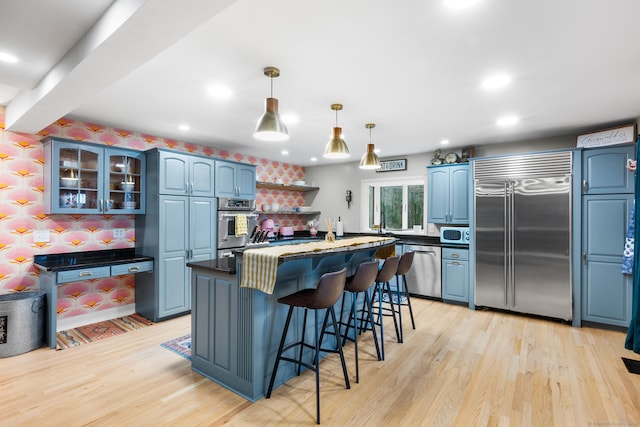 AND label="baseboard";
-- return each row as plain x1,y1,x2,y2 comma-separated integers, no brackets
57,304,135,332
